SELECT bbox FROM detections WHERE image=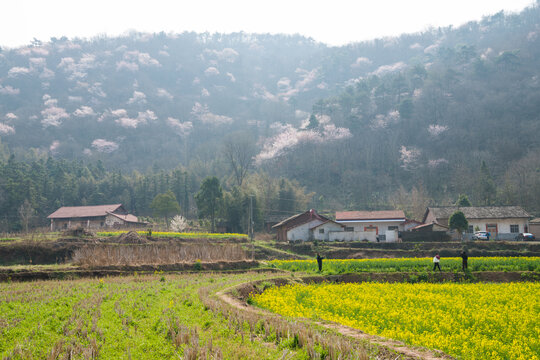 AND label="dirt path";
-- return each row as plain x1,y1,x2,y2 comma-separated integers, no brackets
216,283,454,360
